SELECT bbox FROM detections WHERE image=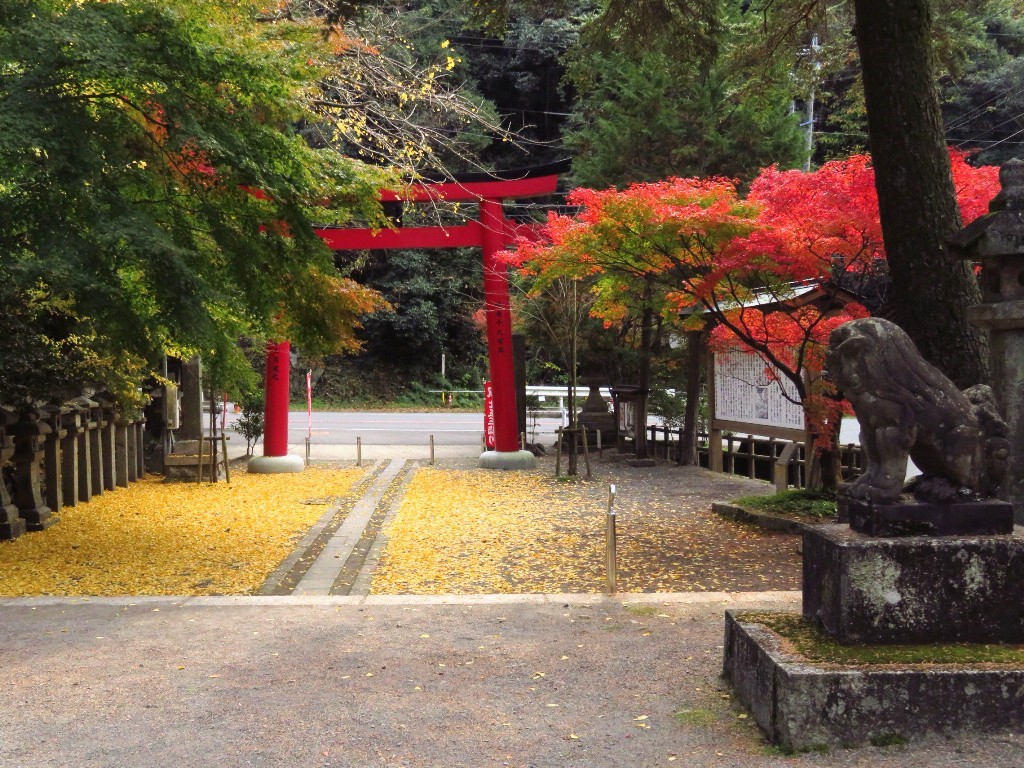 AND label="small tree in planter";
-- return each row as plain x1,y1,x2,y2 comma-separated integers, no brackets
236,393,265,457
